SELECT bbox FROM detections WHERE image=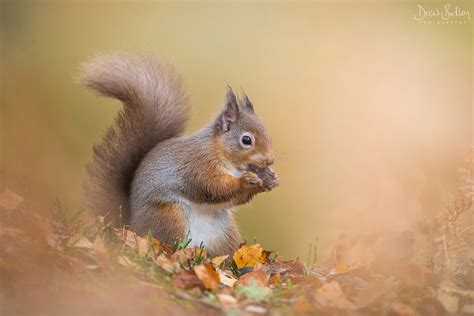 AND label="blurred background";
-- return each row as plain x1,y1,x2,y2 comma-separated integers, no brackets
1,1,472,258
